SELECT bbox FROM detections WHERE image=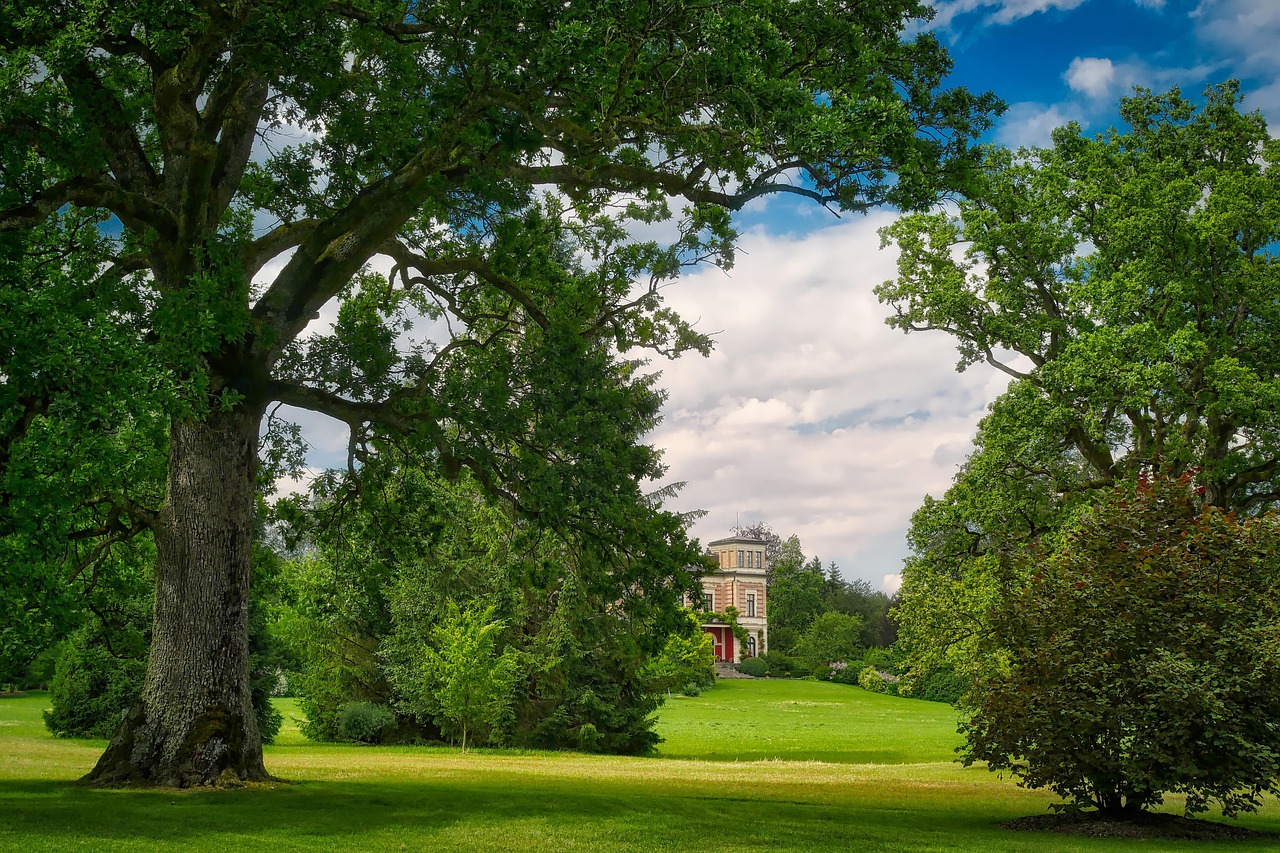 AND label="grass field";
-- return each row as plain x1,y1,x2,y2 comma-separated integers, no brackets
3,680,1279,851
